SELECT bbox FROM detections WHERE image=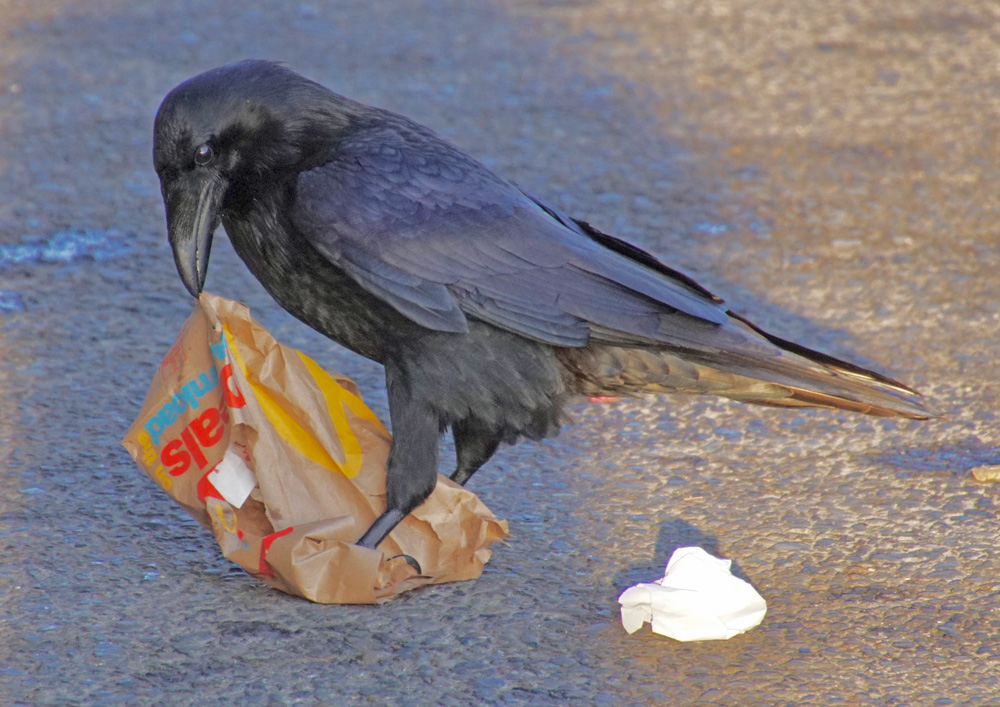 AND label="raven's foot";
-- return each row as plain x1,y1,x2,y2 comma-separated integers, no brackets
357,508,423,574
